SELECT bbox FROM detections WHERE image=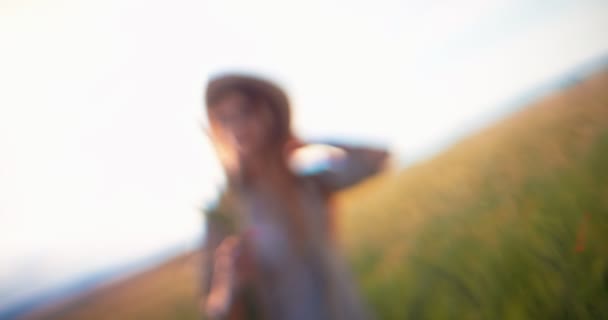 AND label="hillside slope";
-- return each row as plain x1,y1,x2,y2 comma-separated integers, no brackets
22,253,202,320
338,69,608,319
22,69,608,320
